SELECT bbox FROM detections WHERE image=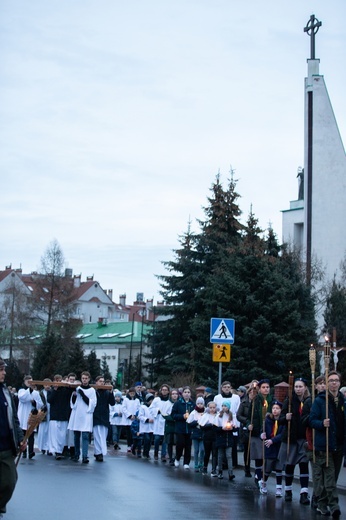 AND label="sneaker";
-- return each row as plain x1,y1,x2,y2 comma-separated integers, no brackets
127,447,132,453
210,471,218,478
174,459,180,467
137,454,142,458
82,457,89,464
154,456,159,461
194,467,199,472
184,464,190,469
285,490,293,502
275,488,283,498
259,481,267,494
169,459,175,466
202,468,208,475
228,474,235,481
218,472,223,479
300,492,310,505
161,457,167,463
254,475,260,489
316,508,331,516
